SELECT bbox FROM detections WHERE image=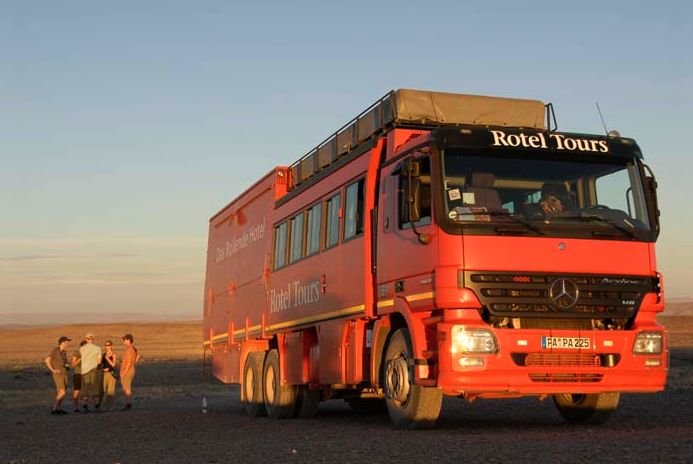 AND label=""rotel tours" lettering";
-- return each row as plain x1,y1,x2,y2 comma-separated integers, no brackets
270,279,321,313
491,130,609,153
